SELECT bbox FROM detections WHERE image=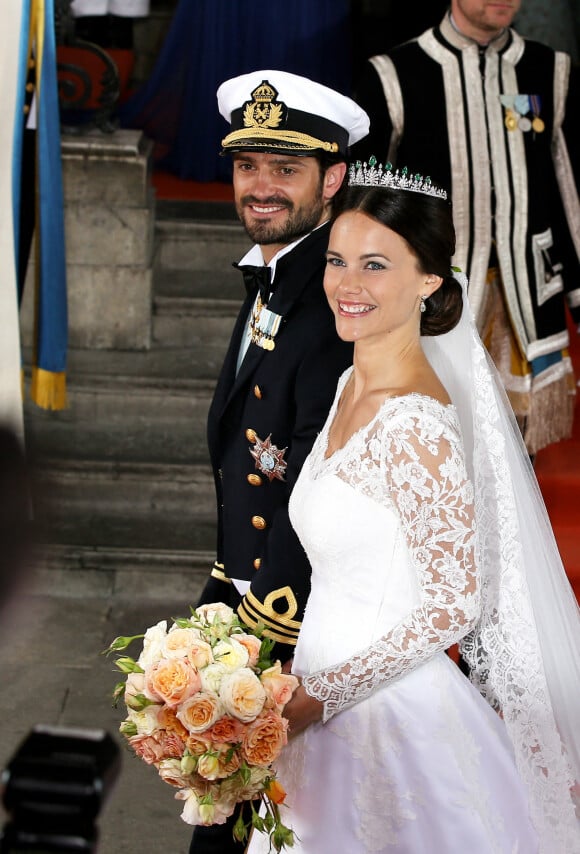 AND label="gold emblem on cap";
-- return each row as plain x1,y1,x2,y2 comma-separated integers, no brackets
243,80,286,130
